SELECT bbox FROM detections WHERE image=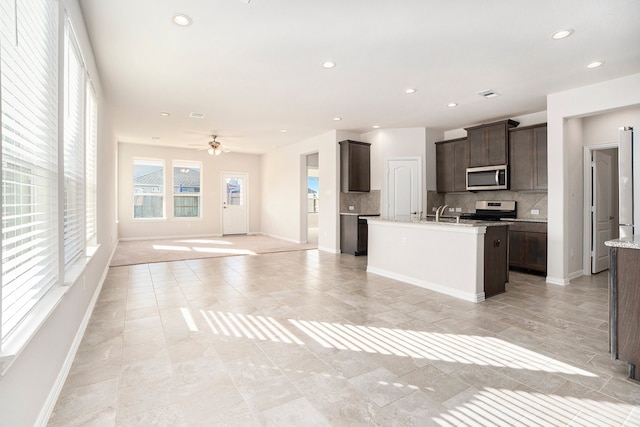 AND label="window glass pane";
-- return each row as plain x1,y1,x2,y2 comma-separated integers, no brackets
226,178,242,206
133,160,164,218
173,162,200,218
